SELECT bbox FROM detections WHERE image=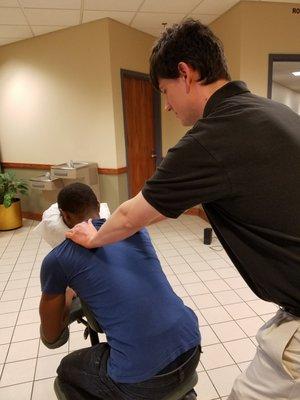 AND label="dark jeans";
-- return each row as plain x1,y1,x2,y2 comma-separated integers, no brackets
57,343,201,400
